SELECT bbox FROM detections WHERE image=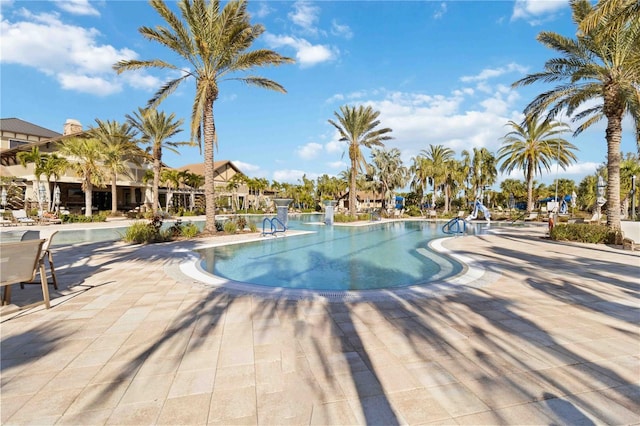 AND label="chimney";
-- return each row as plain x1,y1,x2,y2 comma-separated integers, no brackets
63,119,82,135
